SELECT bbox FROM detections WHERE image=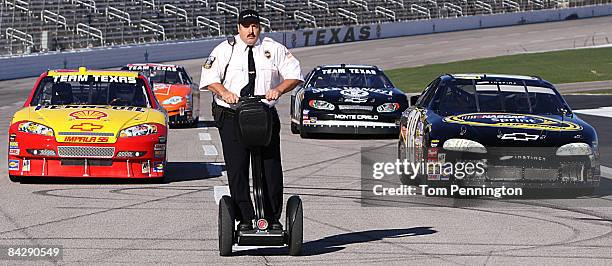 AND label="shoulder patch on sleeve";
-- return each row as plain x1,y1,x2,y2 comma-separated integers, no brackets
203,56,215,69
